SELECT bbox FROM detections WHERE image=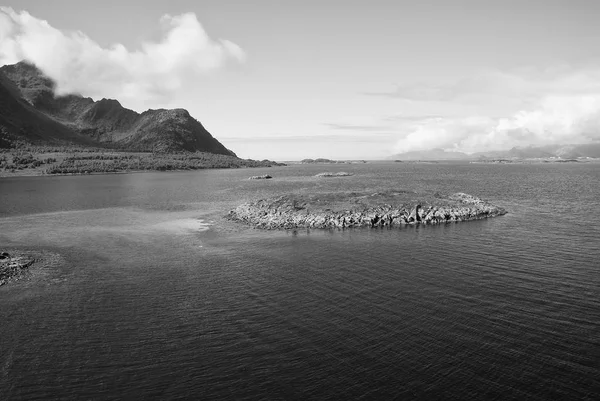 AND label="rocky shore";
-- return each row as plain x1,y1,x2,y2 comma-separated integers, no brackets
0,251,35,286
0,249,63,286
228,191,507,229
